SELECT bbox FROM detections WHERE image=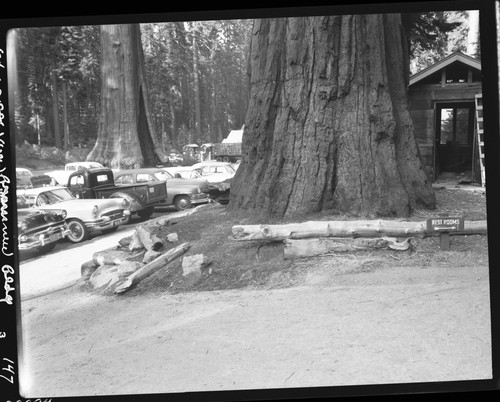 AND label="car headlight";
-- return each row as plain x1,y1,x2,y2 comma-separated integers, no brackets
61,209,67,219
18,221,28,231
92,205,99,218
121,198,130,208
